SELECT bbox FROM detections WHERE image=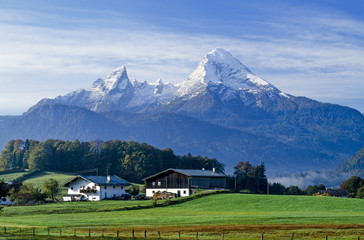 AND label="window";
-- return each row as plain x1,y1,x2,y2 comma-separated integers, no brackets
71,187,73,190
104,186,107,190
152,182,155,186
158,181,161,186
183,190,186,194
113,186,115,189
79,186,83,189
